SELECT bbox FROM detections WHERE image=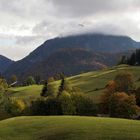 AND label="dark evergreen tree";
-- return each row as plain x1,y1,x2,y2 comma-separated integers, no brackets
41,81,48,97
128,52,136,65
41,80,55,97
136,49,140,65
119,49,140,66
57,75,71,98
